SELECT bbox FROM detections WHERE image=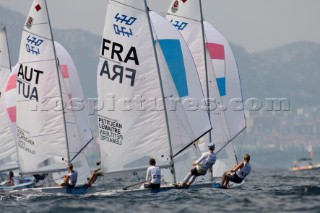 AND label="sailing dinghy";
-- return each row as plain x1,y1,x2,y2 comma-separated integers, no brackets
291,145,320,171
96,0,241,194
166,0,247,187
0,26,35,192
11,0,96,195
